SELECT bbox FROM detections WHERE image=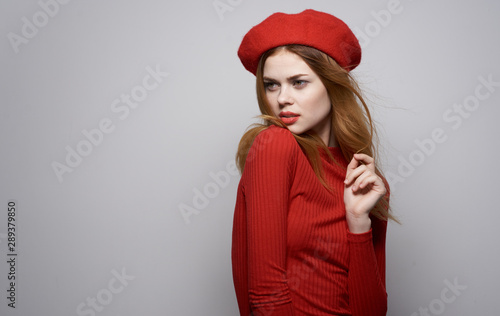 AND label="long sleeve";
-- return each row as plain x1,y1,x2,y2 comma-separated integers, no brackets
243,127,299,315
347,216,388,316
232,125,391,315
